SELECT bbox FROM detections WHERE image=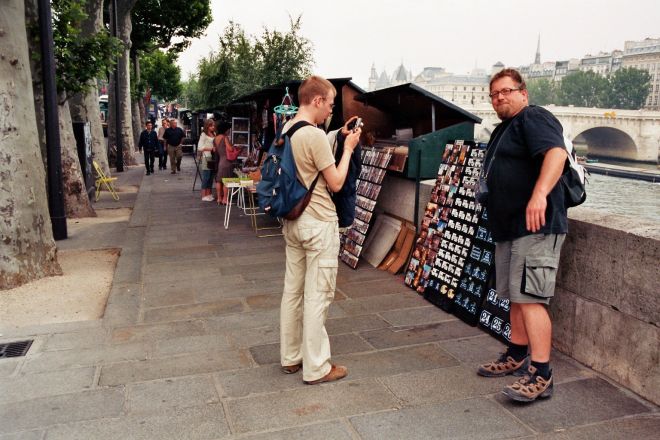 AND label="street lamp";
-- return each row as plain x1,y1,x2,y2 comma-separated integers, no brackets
111,0,124,172
37,0,67,240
